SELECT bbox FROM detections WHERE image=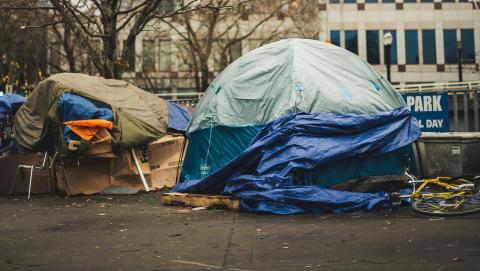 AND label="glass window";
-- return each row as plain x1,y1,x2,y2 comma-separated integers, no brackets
382,0,395,3
230,40,242,62
329,0,340,3
365,0,378,2
212,41,223,71
123,40,135,71
405,30,419,64
383,30,397,64
443,29,457,64
345,30,358,55
442,0,455,2
159,0,175,13
344,0,356,3
420,0,433,2
330,31,340,46
175,40,190,71
158,40,171,72
142,39,155,72
422,30,436,64
366,30,380,64
404,0,417,3
461,29,475,64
